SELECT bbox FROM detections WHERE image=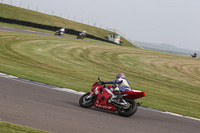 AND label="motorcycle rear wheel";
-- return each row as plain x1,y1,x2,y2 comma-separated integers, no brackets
79,92,96,108
116,99,137,117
